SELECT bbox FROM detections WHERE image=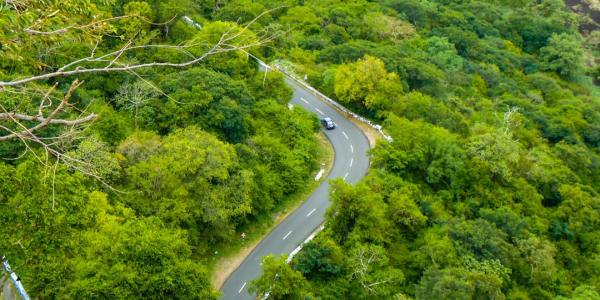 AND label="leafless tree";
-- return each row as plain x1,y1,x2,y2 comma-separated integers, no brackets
349,246,397,293
502,106,520,136
114,81,157,128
